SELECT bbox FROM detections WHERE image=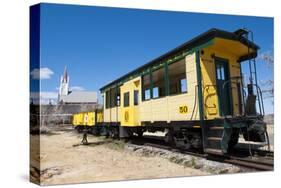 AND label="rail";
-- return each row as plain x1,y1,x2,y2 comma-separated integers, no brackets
129,135,274,171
